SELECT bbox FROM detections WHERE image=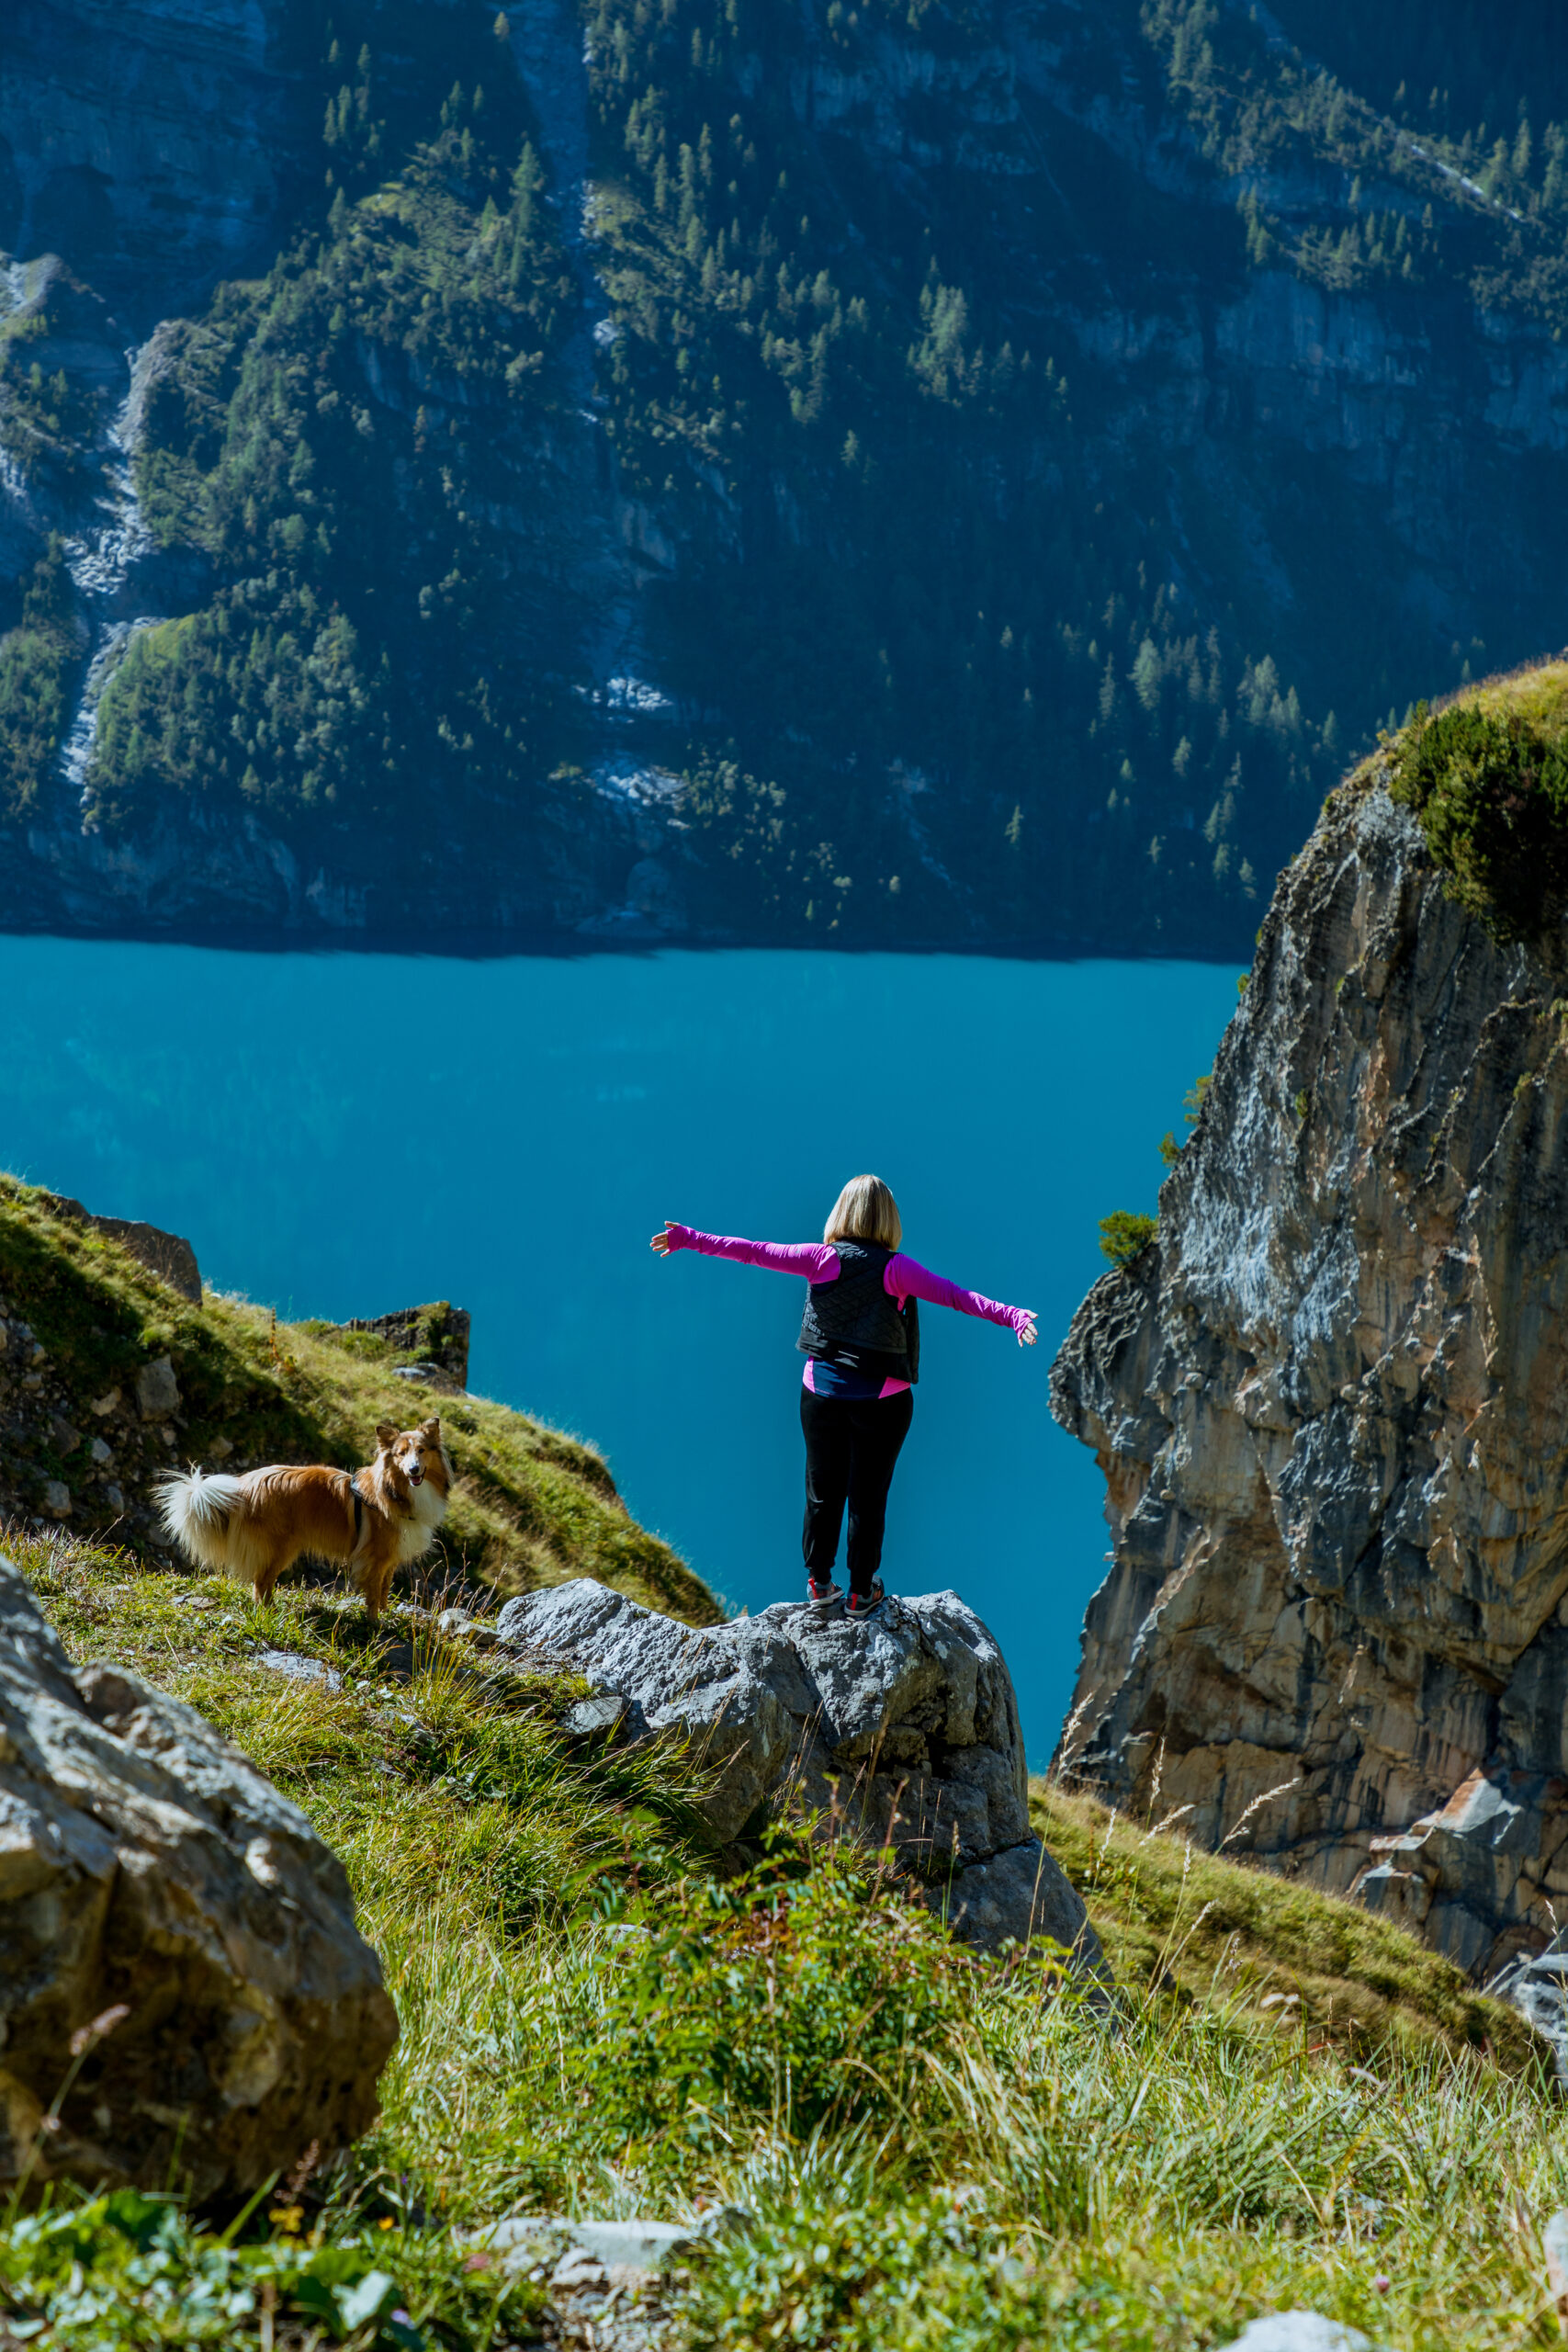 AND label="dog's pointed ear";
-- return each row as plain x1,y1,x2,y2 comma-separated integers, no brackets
420,1417,441,1439
375,1421,398,1447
